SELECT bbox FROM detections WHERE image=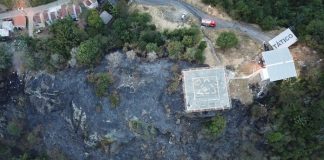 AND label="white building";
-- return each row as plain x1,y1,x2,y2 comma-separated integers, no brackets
0,29,9,37
261,47,297,82
83,0,98,9
2,21,14,32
